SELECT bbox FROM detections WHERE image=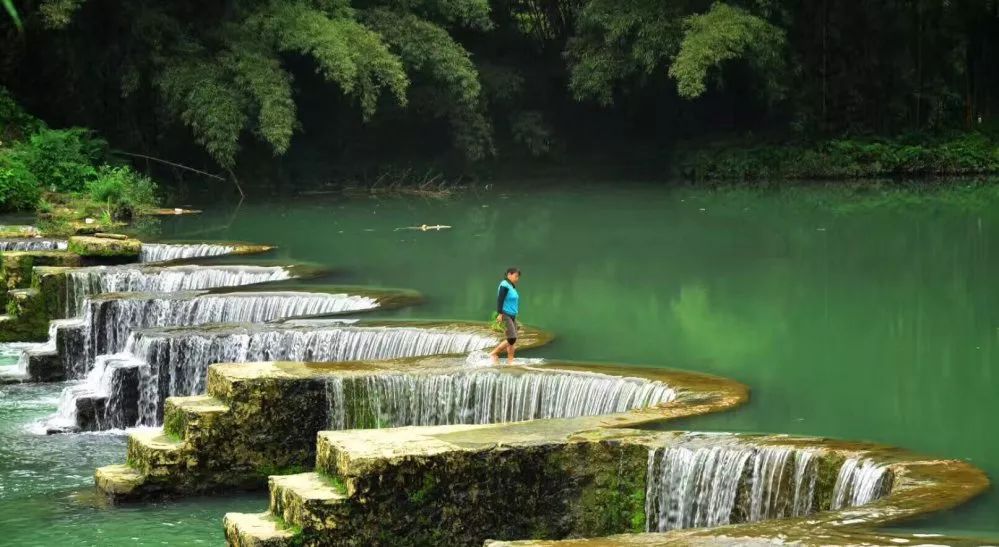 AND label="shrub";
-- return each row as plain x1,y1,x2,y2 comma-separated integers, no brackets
9,128,105,192
0,87,44,145
678,132,999,181
0,154,41,211
85,165,159,220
